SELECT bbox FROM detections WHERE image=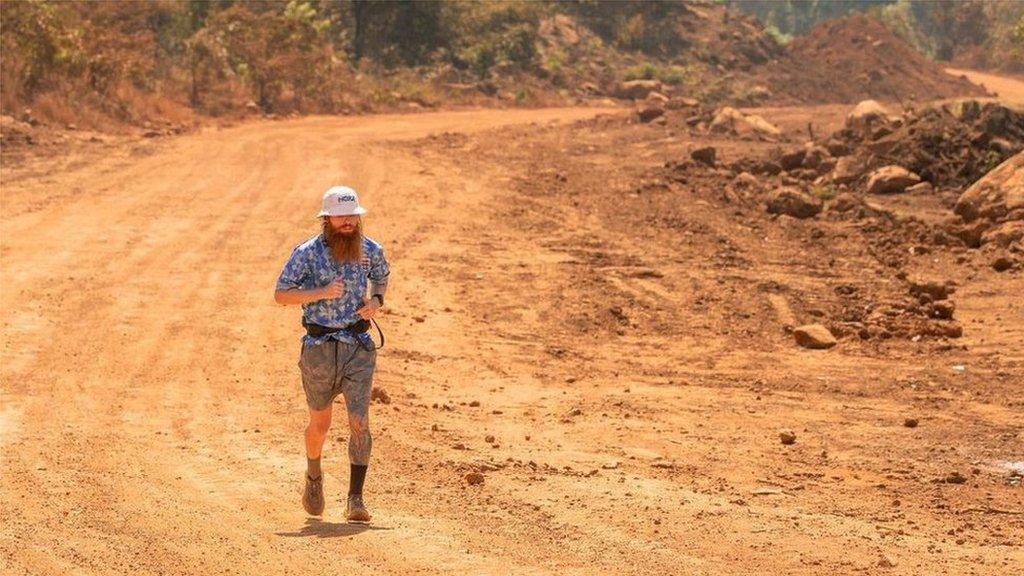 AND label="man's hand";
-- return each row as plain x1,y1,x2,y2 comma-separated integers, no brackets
356,296,381,320
321,277,345,300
